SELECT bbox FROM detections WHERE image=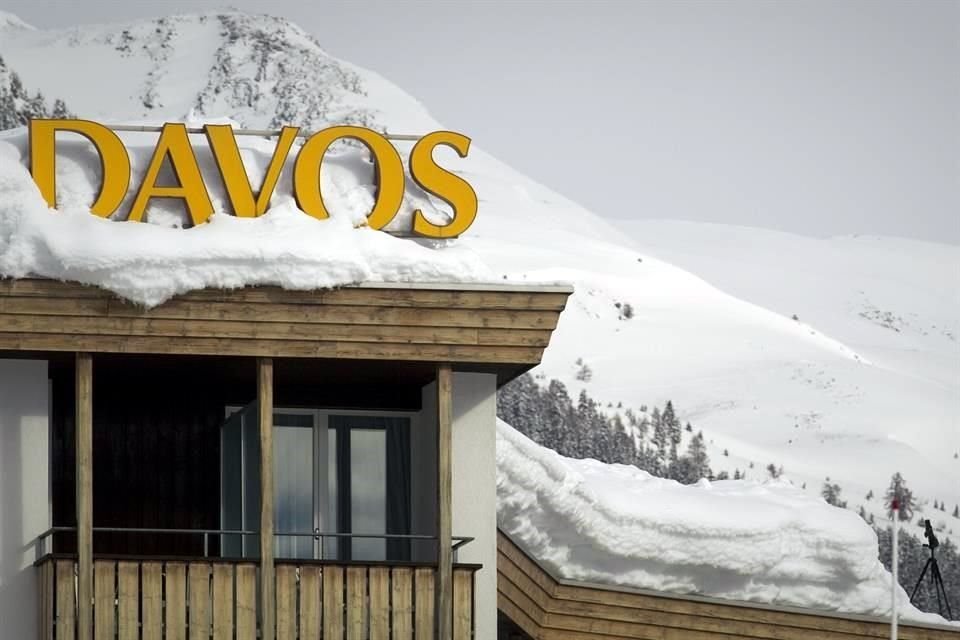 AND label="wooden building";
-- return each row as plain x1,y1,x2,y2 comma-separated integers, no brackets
0,276,572,640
